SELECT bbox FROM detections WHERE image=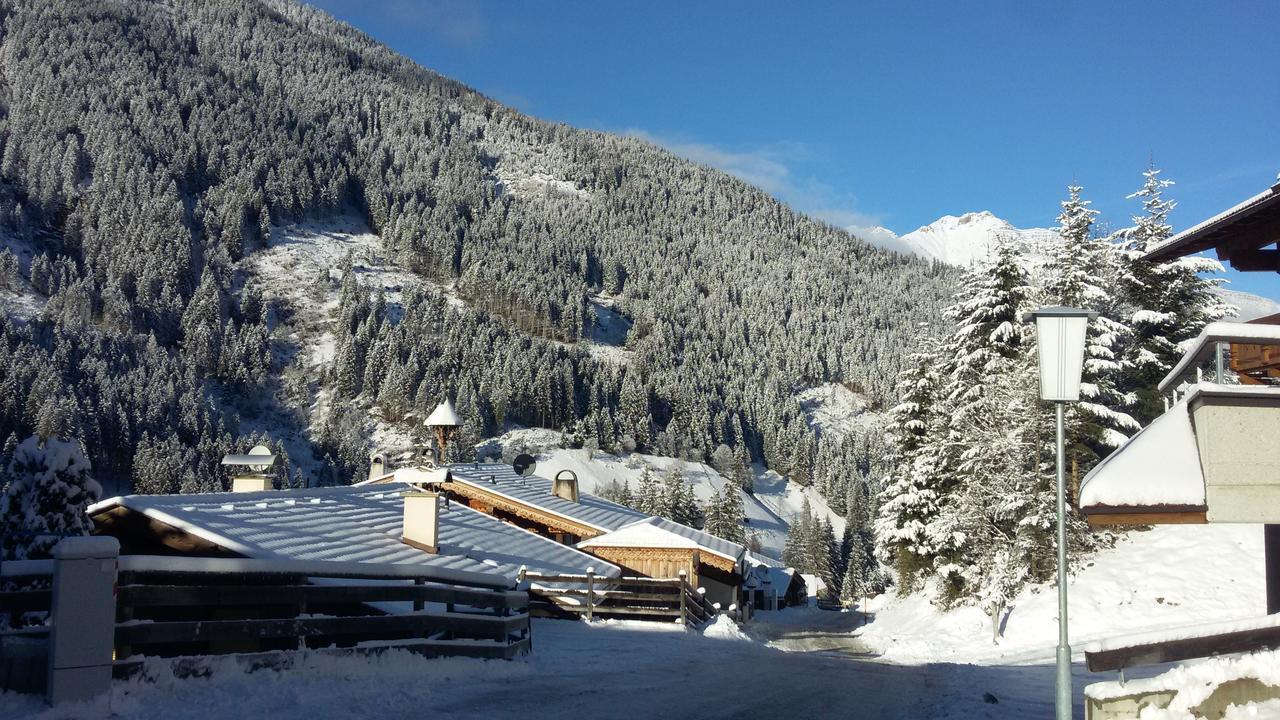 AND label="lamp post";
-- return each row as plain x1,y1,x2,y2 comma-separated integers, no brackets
1026,306,1095,720
424,398,463,462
